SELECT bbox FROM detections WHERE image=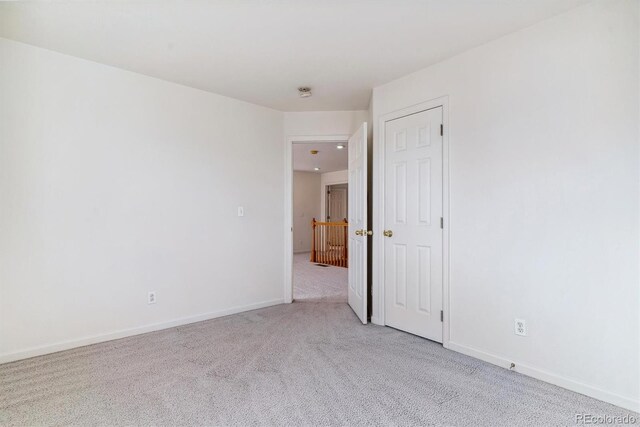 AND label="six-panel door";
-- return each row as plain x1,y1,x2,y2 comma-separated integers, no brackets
384,107,443,342
348,122,368,324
